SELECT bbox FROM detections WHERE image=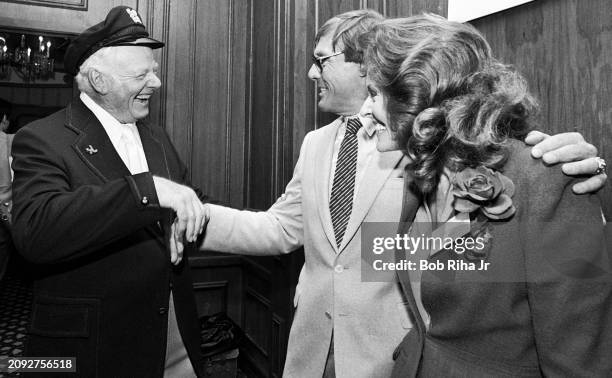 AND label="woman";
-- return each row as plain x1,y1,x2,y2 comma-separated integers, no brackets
360,14,612,377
